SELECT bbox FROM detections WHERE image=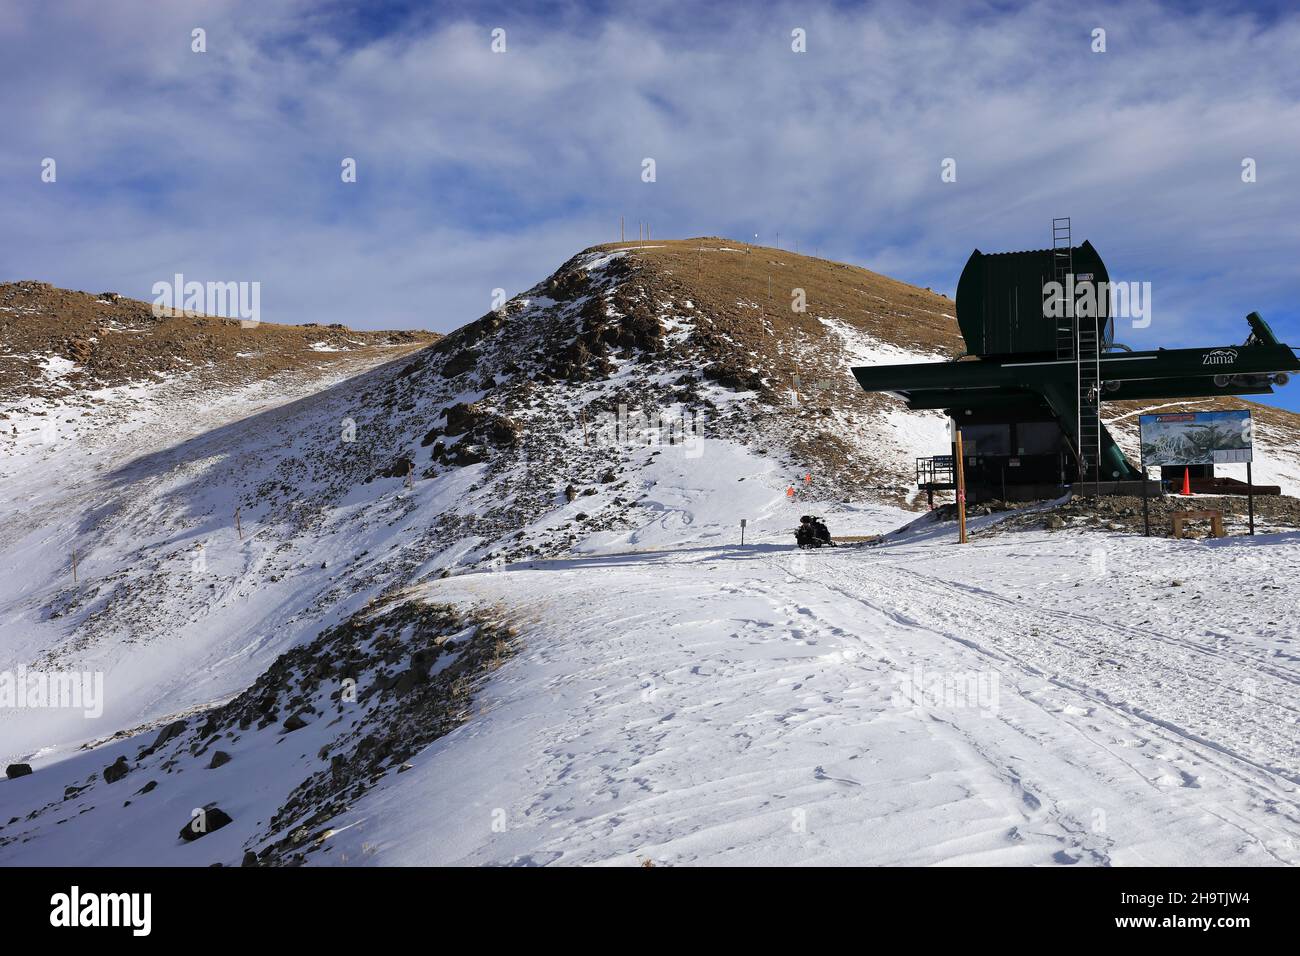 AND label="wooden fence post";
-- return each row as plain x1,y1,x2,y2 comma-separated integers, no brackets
955,430,968,544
